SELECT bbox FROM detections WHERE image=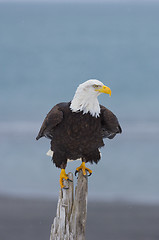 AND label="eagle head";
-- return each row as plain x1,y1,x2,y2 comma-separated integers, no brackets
70,79,111,117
